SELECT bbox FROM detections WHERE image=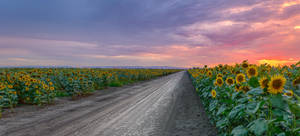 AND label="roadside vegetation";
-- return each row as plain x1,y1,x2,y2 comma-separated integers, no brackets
188,61,300,136
0,68,180,117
